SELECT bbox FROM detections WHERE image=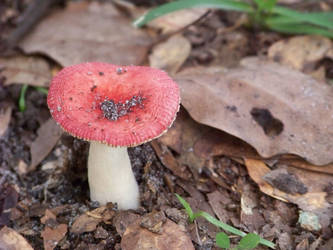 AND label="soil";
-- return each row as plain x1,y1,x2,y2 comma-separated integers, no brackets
0,1,332,250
